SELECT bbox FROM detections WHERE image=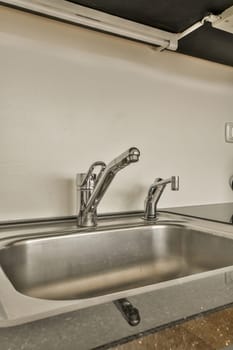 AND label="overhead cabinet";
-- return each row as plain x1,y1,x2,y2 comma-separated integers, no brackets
2,0,233,66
